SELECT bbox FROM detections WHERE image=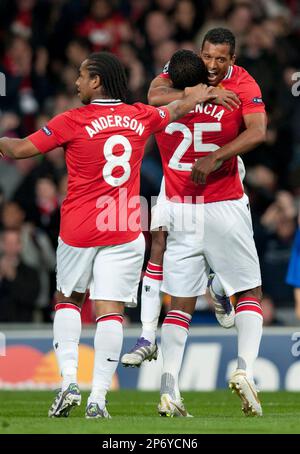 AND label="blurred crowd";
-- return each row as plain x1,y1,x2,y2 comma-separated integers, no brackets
0,0,300,325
